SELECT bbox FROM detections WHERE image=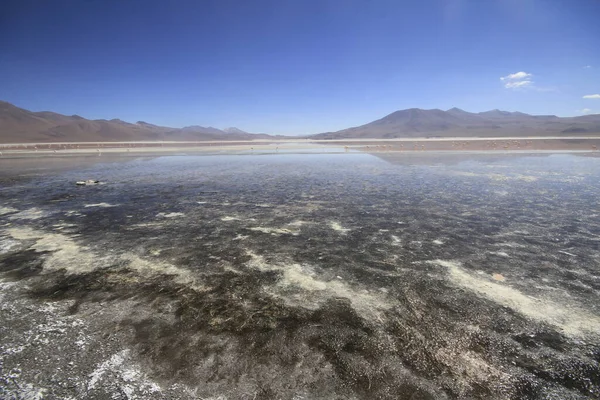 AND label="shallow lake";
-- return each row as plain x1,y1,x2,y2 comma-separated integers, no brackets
1,152,599,399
